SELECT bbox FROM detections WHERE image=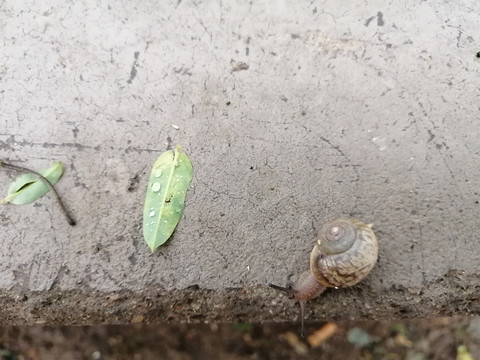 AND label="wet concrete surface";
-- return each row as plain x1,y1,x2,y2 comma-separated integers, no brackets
1,0,480,325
